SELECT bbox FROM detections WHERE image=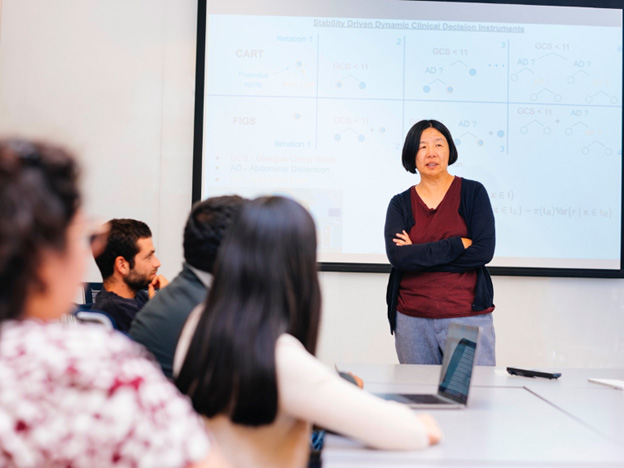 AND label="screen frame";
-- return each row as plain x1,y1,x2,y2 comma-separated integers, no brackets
192,0,624,278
